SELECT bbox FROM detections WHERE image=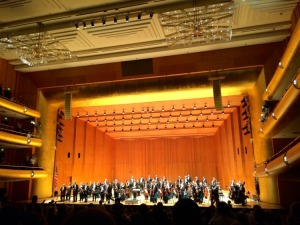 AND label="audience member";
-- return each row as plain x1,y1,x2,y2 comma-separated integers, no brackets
209,201,234,225
63,207,116,225
173,198,202,225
